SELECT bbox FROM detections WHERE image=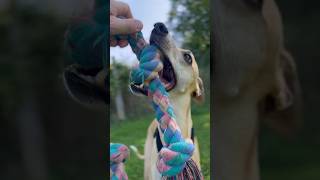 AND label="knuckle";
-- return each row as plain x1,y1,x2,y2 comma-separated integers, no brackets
123,3,130,12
